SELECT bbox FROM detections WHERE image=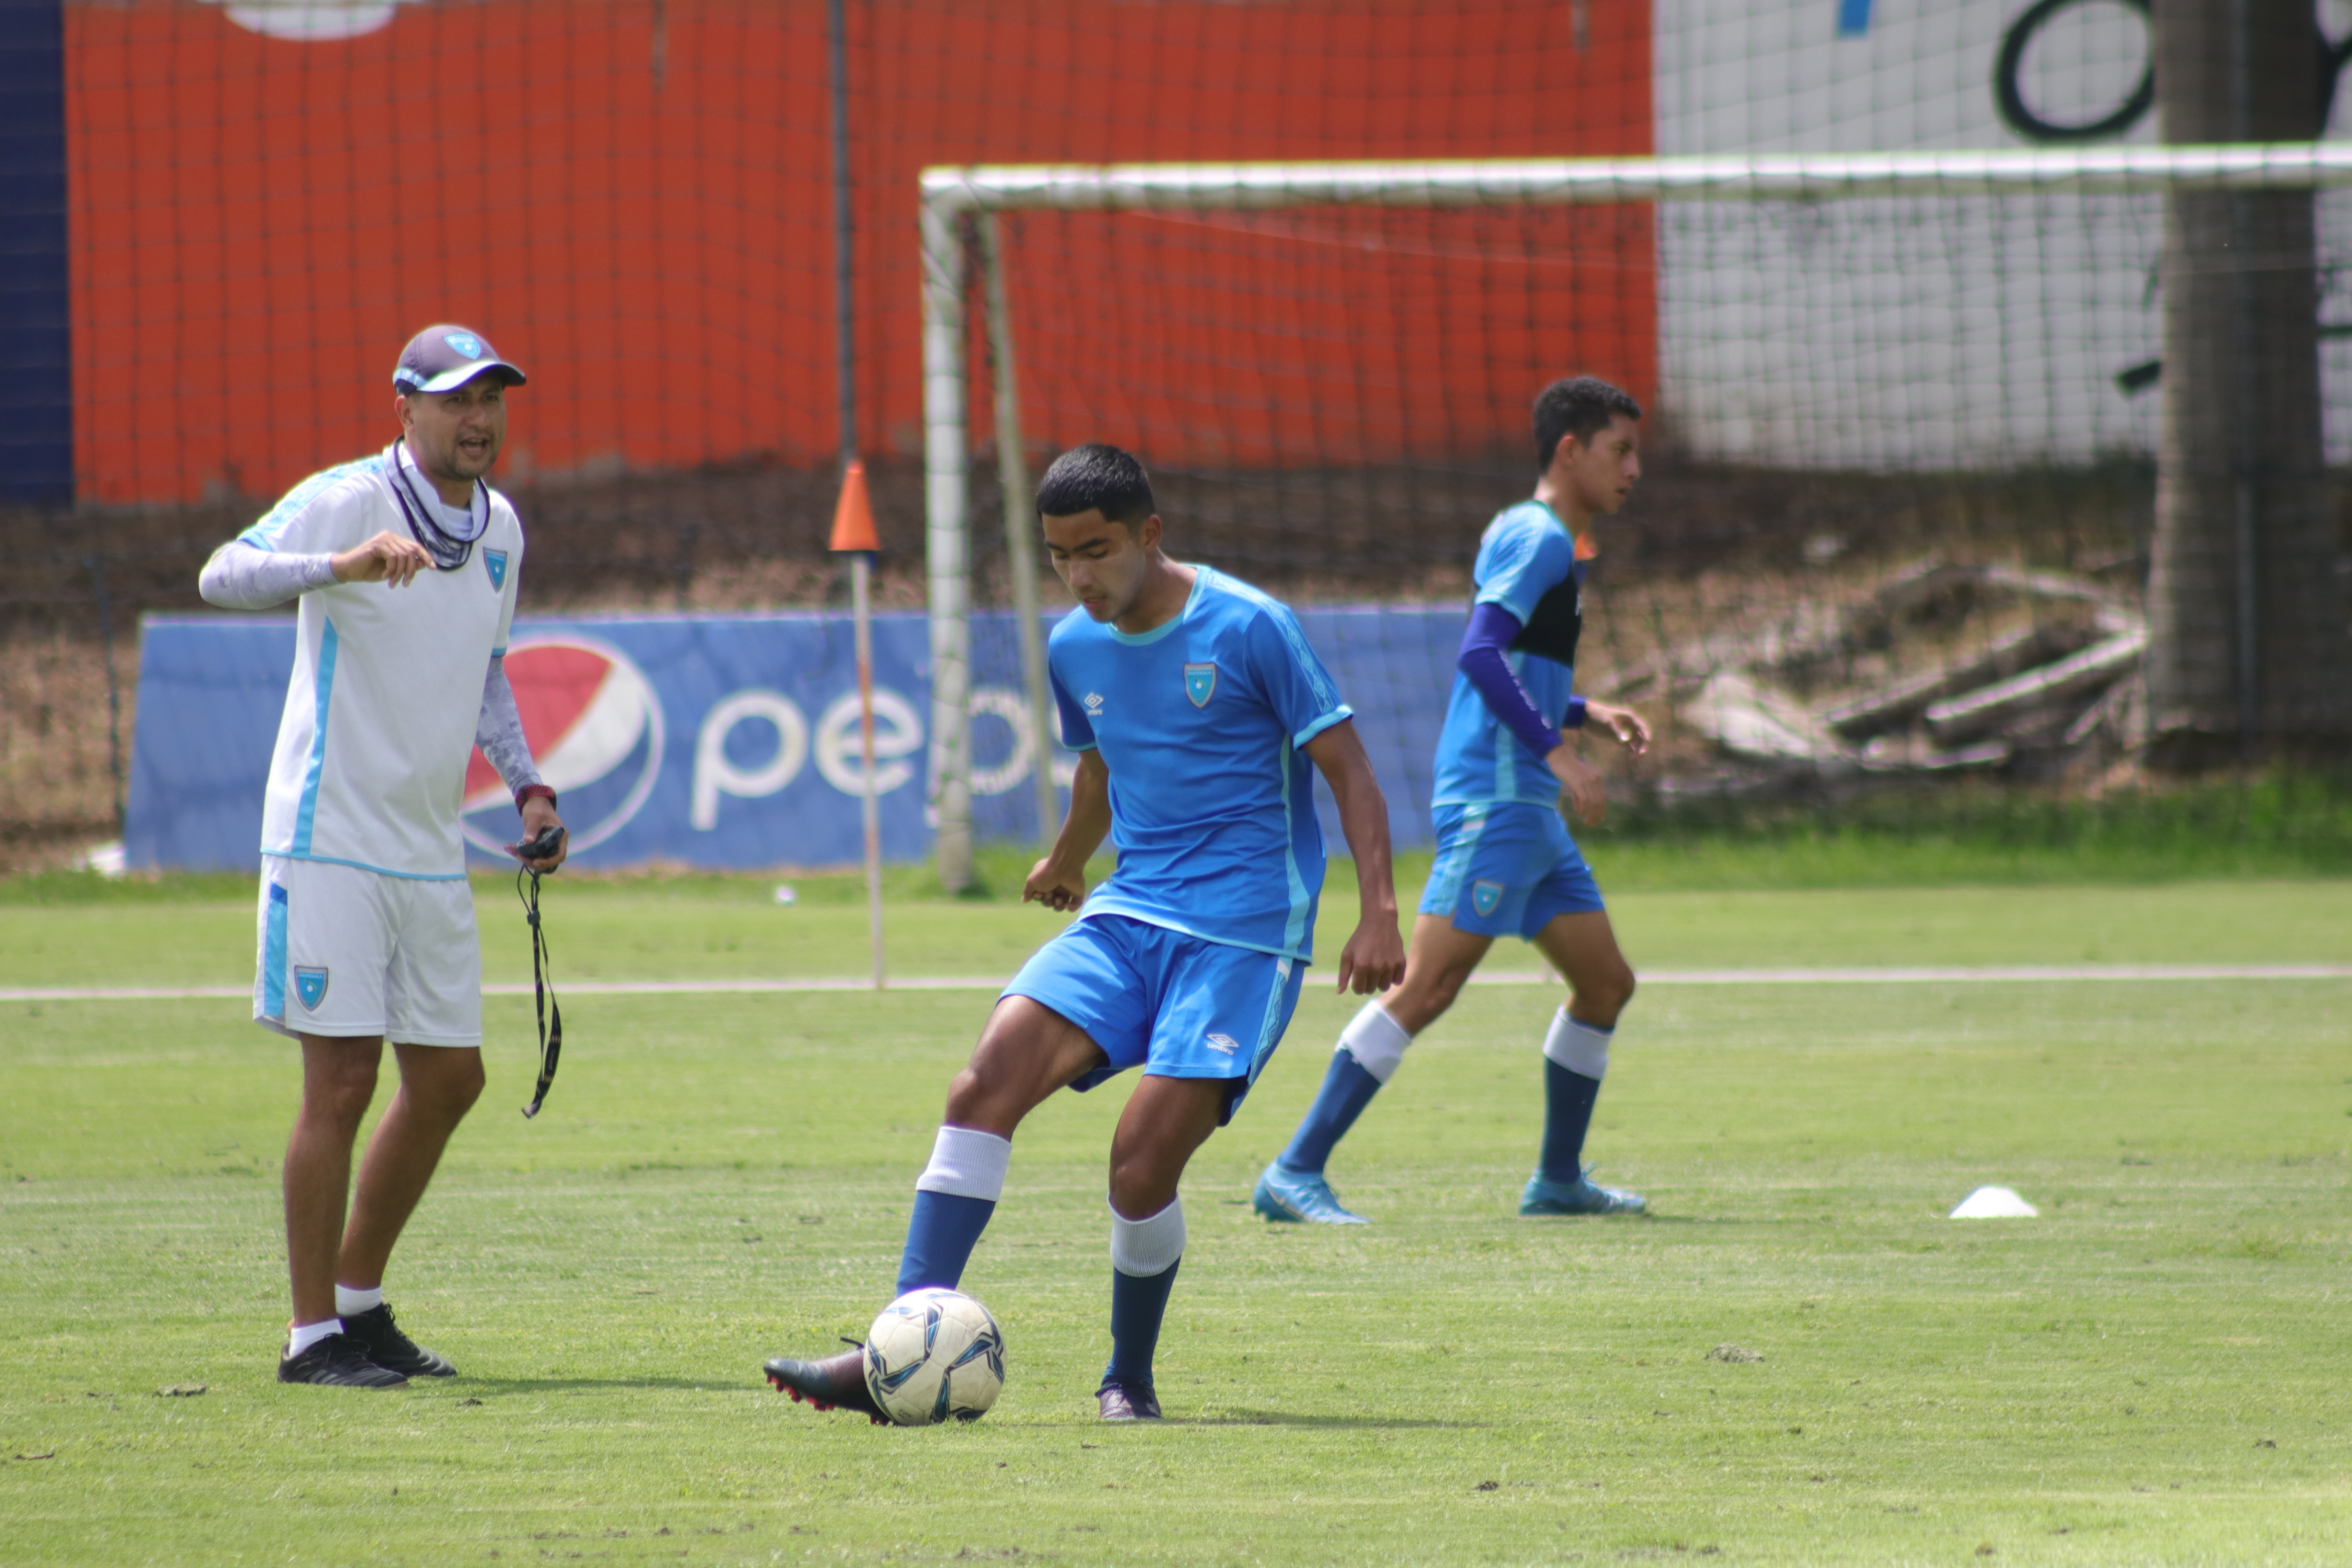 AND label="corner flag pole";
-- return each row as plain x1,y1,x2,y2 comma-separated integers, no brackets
829,0,883,989
831,463,886,990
